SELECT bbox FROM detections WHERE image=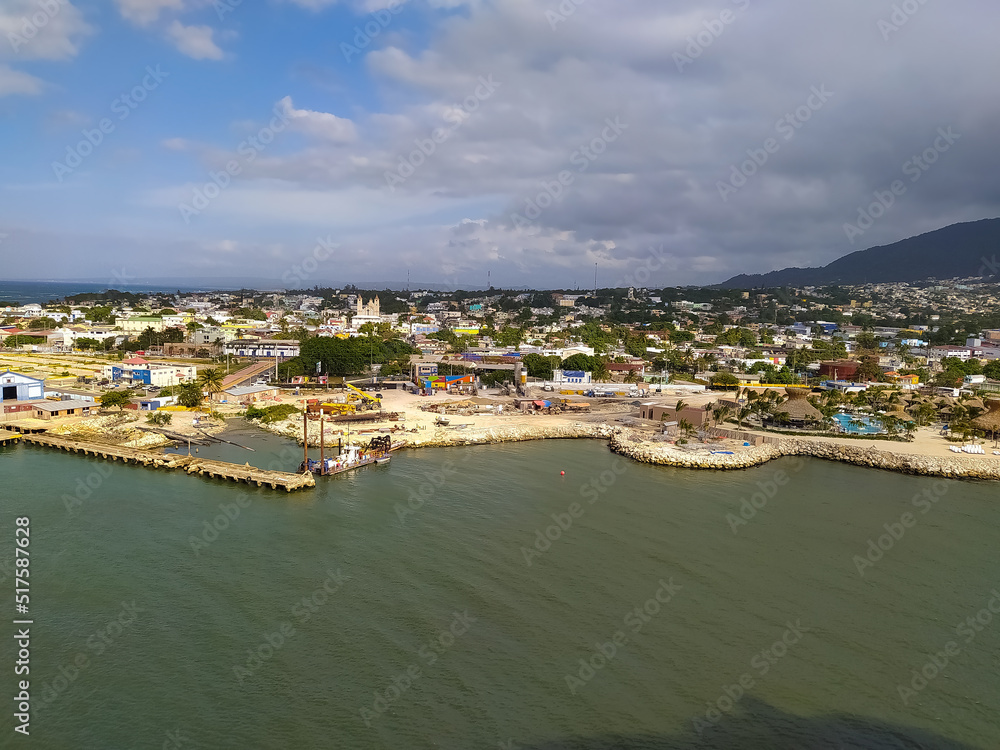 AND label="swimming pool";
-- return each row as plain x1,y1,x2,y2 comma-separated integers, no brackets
832,413,884,434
